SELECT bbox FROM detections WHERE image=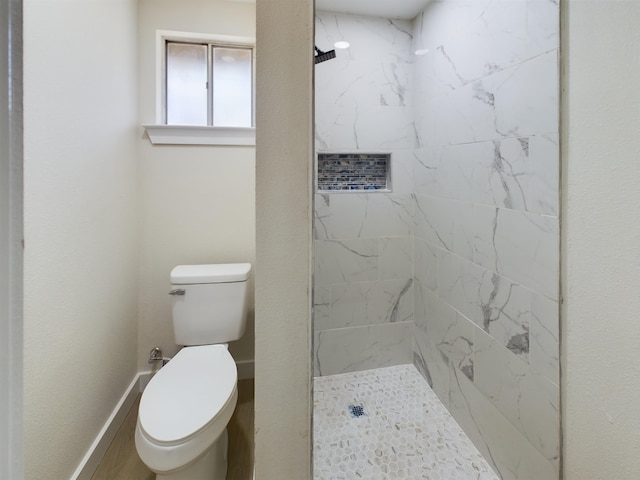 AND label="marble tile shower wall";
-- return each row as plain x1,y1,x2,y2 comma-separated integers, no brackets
411,1,560,480
314,12,417,376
